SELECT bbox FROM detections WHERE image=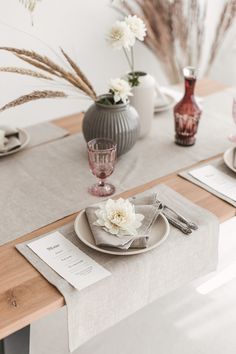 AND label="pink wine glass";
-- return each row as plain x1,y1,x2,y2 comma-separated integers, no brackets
87,138,117,197
229,97,236,143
